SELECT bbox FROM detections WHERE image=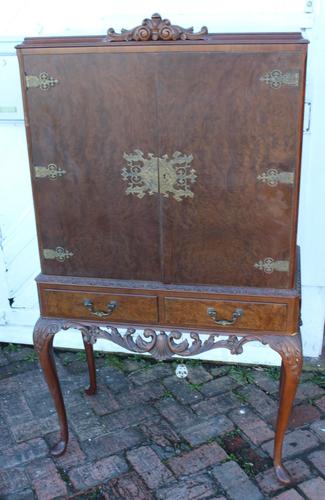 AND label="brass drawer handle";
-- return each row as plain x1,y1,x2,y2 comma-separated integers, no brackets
83,299,118,318
207,307,243,326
